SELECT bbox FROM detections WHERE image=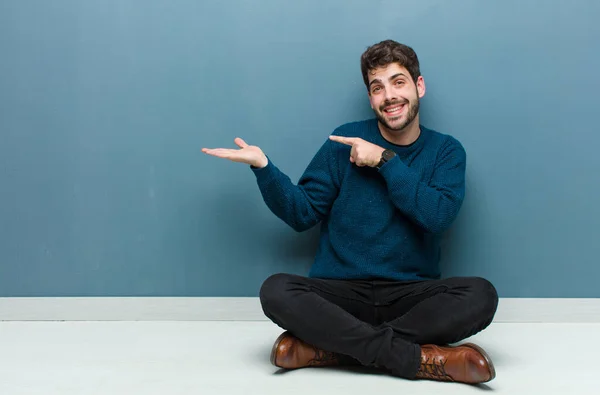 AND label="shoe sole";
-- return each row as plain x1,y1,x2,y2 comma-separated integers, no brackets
461,342,496,382
270,331,290,367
